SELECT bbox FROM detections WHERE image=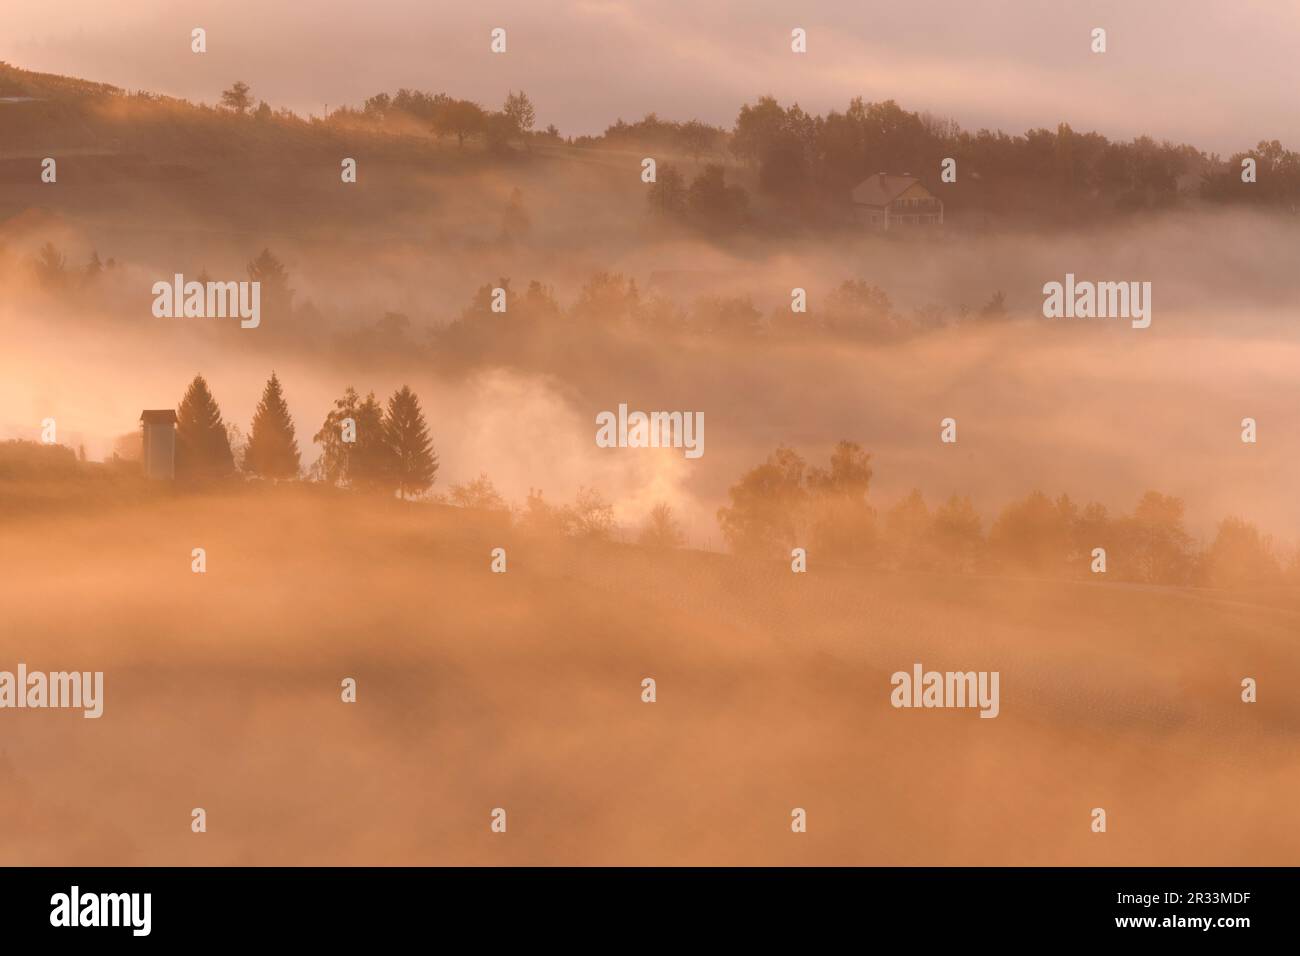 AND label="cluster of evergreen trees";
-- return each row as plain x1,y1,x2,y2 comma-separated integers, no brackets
310,385,438,496
172,374,438,497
